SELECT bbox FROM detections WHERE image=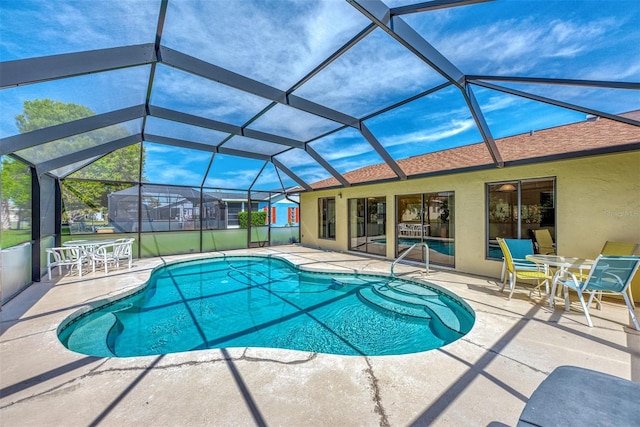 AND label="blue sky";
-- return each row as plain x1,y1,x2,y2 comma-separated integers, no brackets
1,0,638,190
